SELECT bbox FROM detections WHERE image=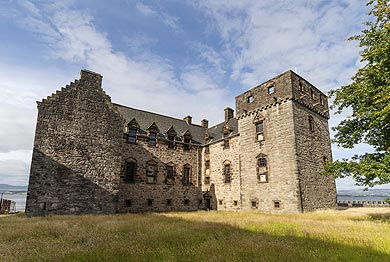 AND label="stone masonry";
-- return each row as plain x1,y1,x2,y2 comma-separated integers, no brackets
26,69,336,216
